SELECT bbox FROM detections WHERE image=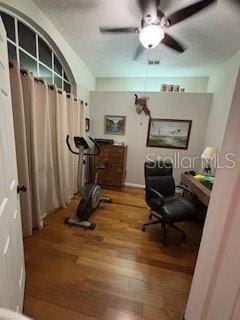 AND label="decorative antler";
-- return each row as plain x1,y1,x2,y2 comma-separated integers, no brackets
134,94,152,121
